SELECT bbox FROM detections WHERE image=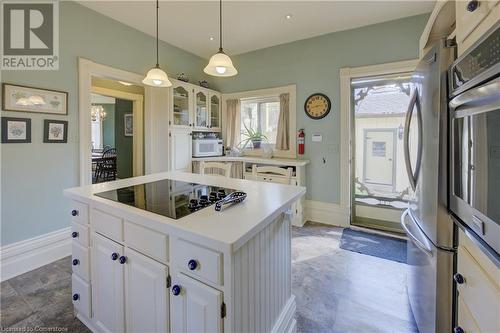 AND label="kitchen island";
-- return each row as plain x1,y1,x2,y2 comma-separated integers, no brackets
64,171,305,333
